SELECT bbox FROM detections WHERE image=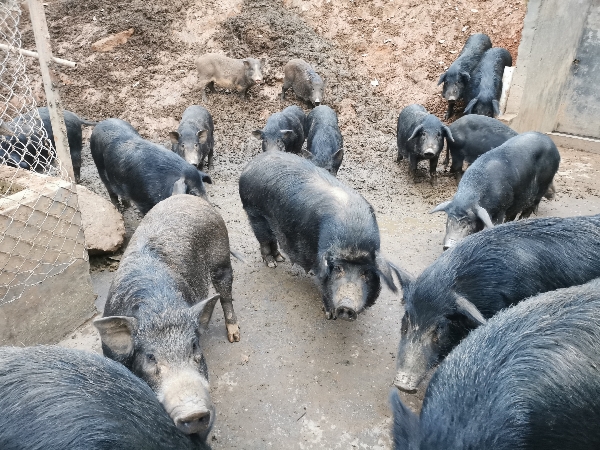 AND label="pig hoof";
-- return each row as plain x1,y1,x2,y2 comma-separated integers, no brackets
263,255,277,268
274,252,285,262
430,177,438,187
226,323,240,342
324,310,333,320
